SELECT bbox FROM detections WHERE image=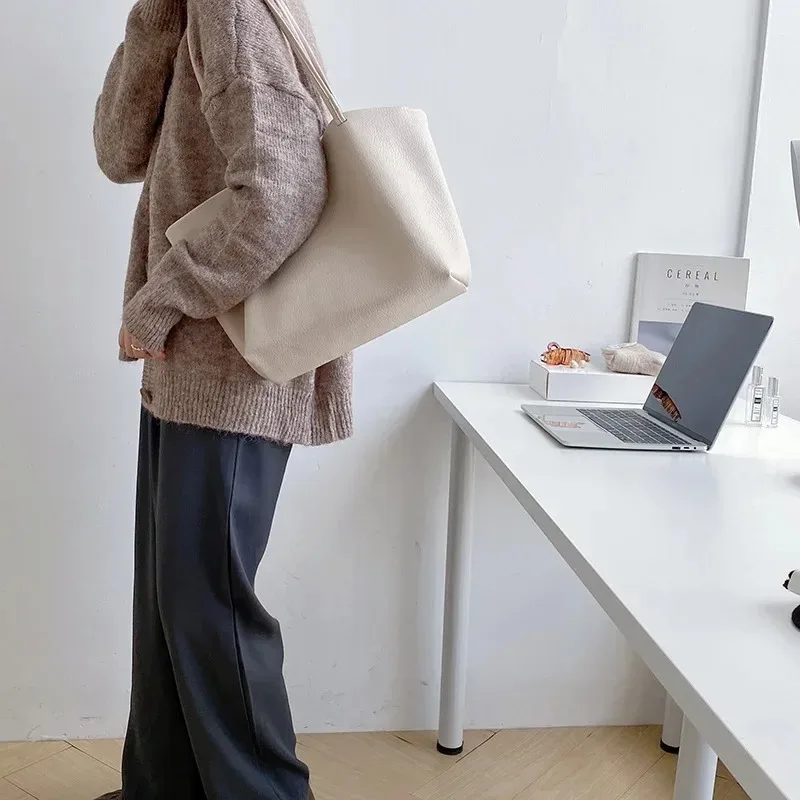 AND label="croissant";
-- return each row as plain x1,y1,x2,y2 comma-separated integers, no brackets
541,342,591,367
